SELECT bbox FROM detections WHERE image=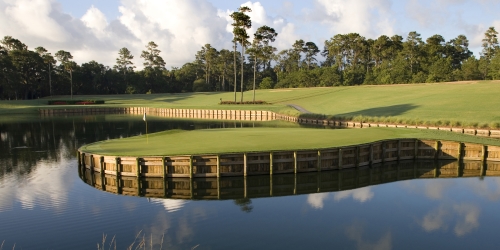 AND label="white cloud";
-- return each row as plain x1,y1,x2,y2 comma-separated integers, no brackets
334,187,374,203
219,1,300,52
81,5,108,39
2,0,69,42
307,0,395,38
